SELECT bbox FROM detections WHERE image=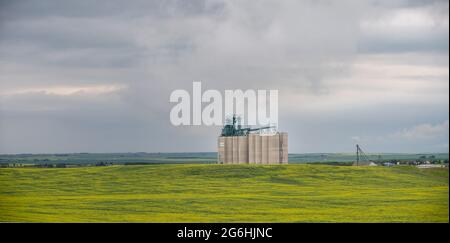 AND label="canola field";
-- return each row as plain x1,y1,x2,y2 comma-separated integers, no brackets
0,164,448,222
